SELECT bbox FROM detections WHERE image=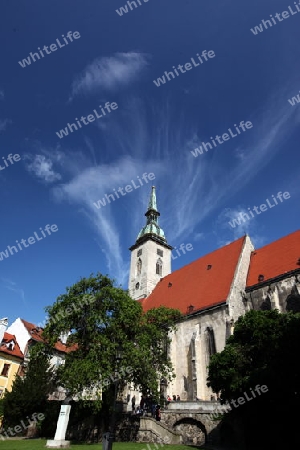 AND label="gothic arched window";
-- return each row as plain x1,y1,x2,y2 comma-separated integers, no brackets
136,258,142,276
286,289,300,313
156,258,162,276
260,296,271,310
206,327,216,358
